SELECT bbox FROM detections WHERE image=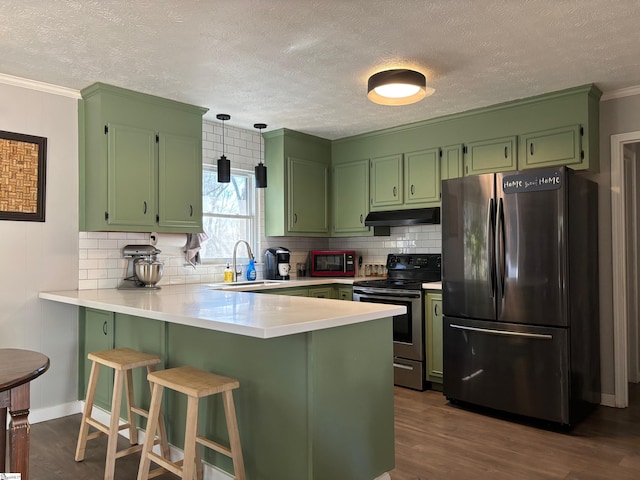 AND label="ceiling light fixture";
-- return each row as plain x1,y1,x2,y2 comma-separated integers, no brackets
216,113,231,183
254,123,268,188
367,69,434,106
